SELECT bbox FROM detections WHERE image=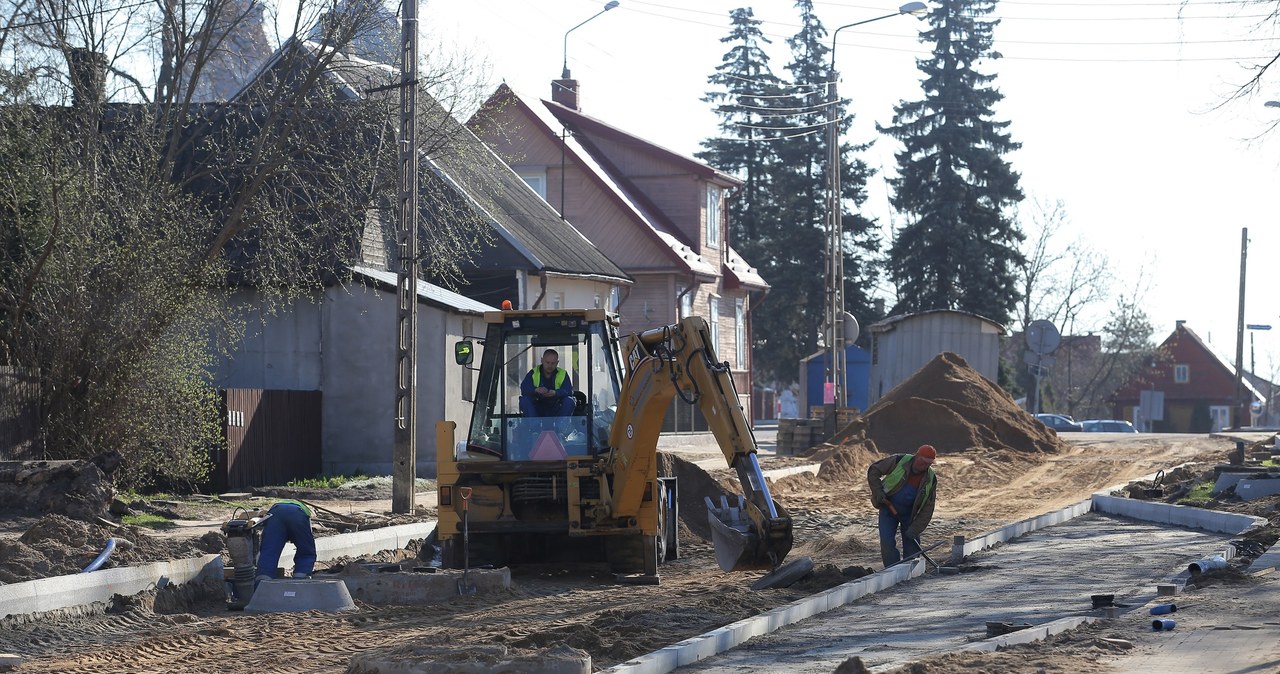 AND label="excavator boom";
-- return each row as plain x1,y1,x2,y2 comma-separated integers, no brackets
614,316,793,571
